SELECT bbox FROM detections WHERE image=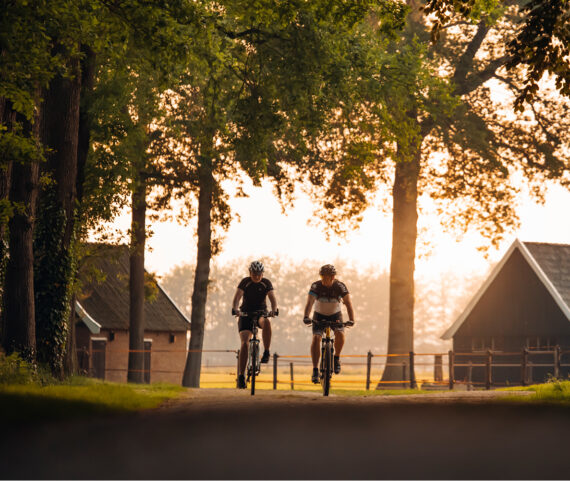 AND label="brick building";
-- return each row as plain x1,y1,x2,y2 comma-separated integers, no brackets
75,244,190,384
